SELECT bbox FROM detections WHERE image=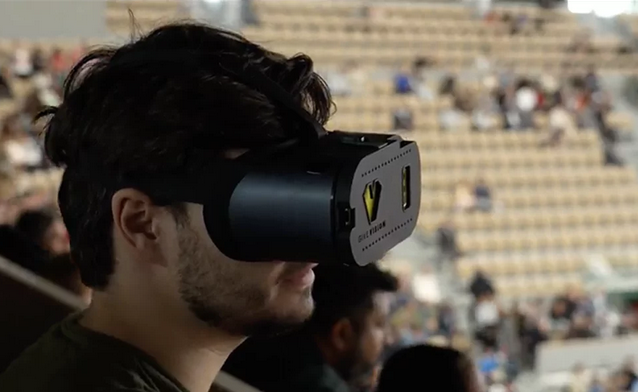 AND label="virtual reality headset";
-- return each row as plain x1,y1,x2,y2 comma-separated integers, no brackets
83,64,421,266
